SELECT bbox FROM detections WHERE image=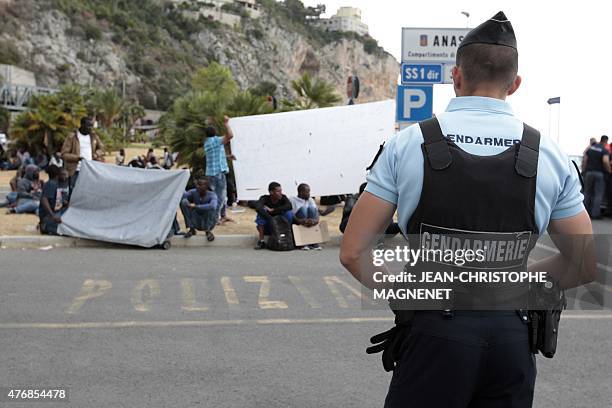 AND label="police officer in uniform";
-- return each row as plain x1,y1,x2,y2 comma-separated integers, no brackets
340,12,594,408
